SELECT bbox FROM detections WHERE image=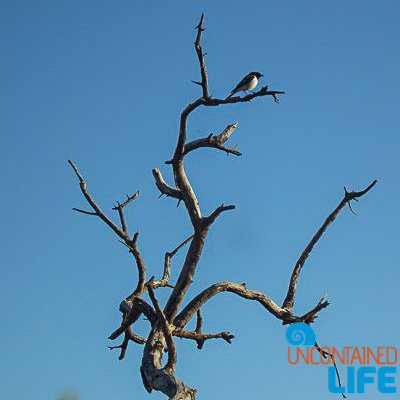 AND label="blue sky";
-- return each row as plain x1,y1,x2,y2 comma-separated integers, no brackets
1,0,399,399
